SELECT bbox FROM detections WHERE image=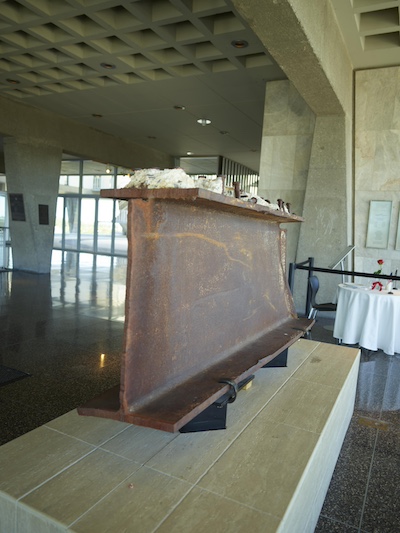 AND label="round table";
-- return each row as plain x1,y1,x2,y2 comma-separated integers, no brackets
333,282,400,355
